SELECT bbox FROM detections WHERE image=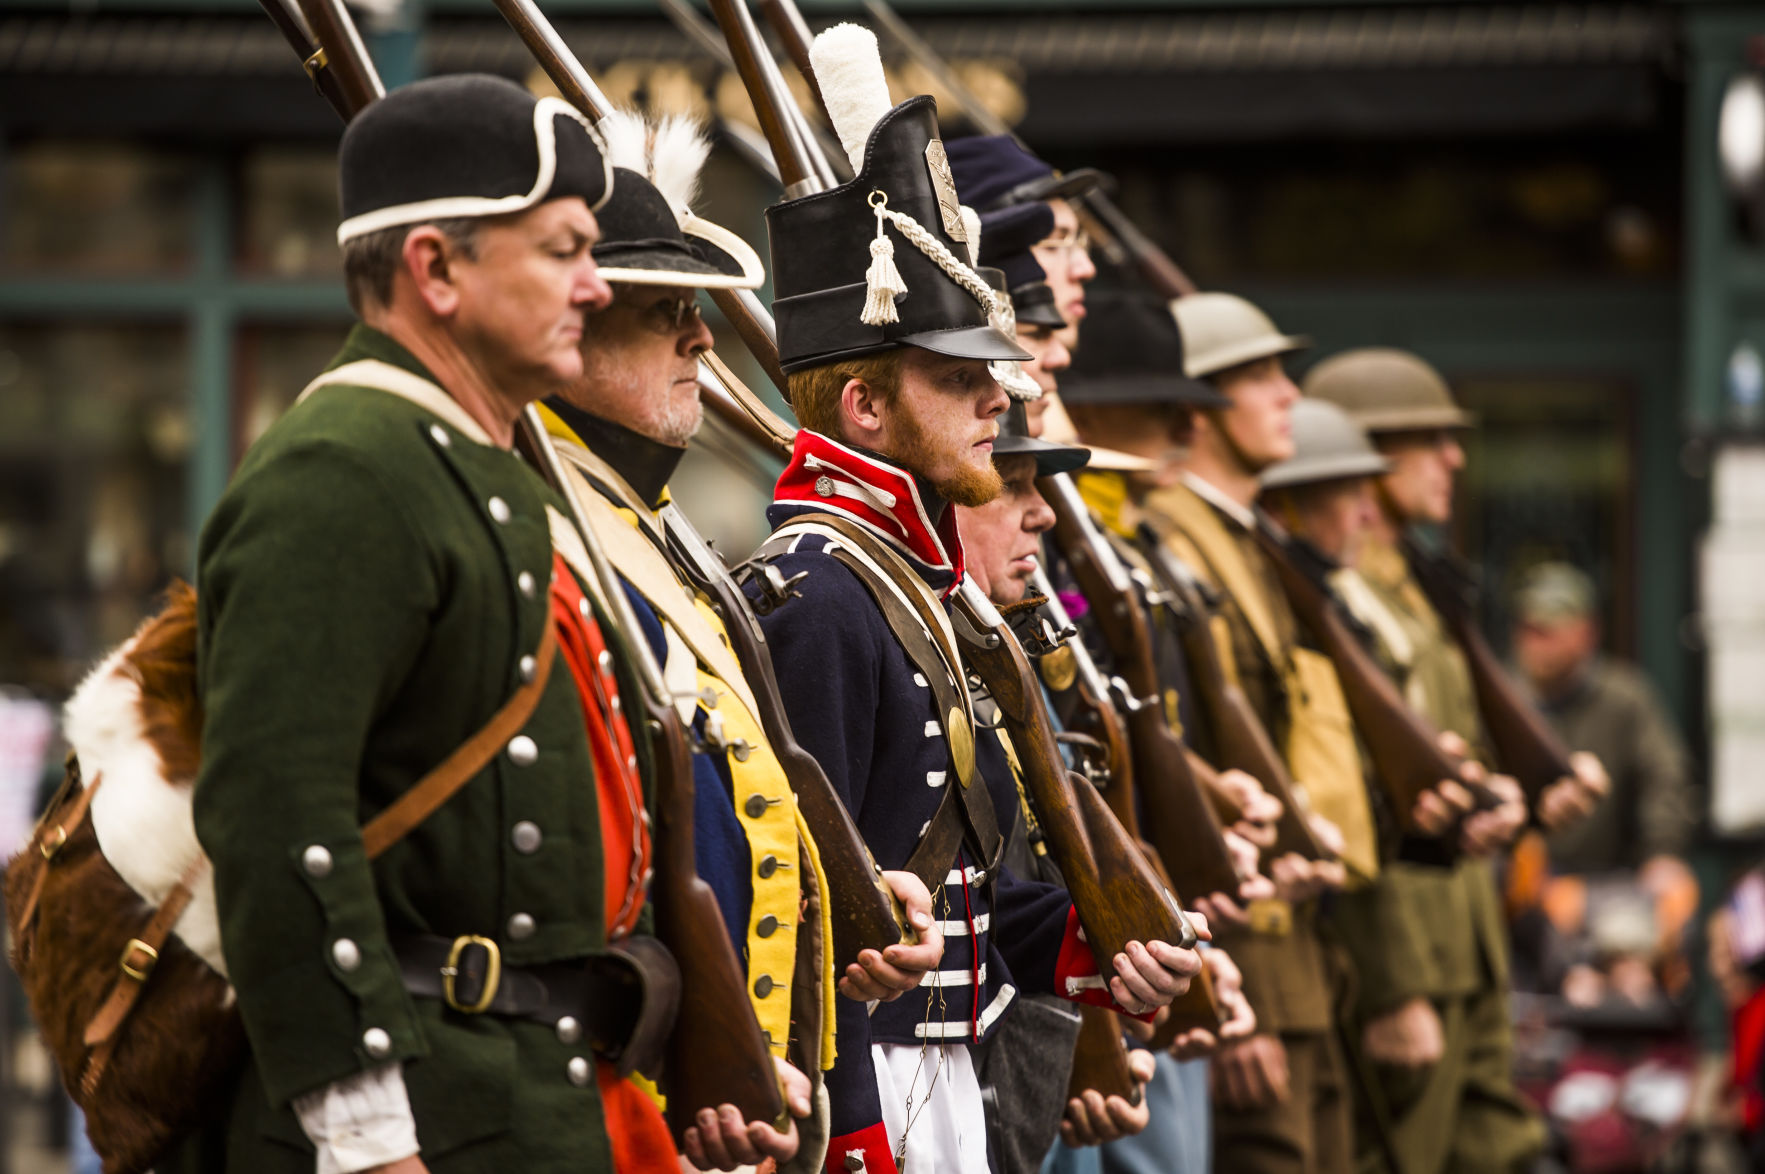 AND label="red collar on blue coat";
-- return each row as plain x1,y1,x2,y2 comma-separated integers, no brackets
772,429,966,594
